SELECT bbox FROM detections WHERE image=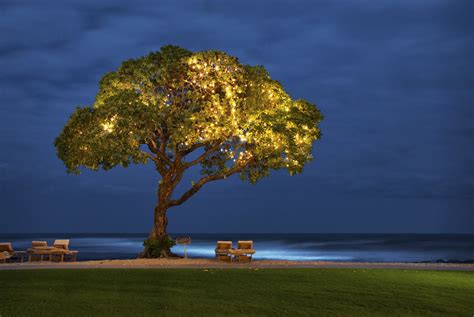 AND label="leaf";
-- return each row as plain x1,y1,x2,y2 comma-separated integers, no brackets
55,45,323,186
